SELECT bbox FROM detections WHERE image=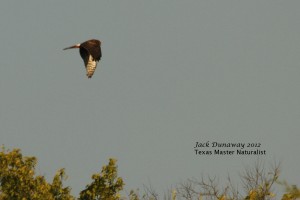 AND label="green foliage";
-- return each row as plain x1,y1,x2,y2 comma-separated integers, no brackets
50,169,74,200
0,147,74,200
280,182,300,200
79,158,124,200
0,147,124,200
